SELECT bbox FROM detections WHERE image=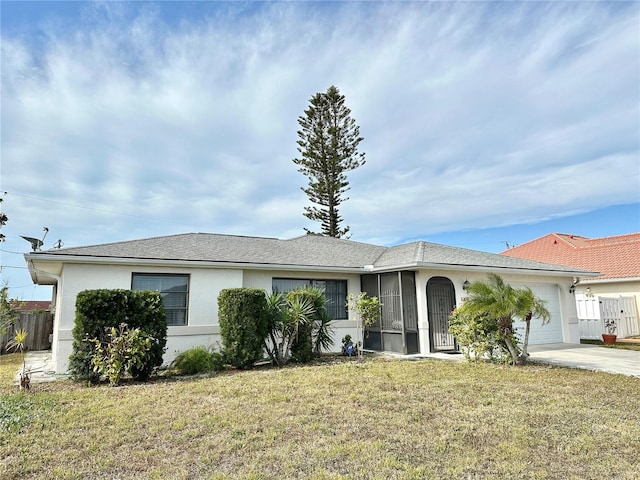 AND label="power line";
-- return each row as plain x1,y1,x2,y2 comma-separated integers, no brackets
6,283,39,289
0,248,29,255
